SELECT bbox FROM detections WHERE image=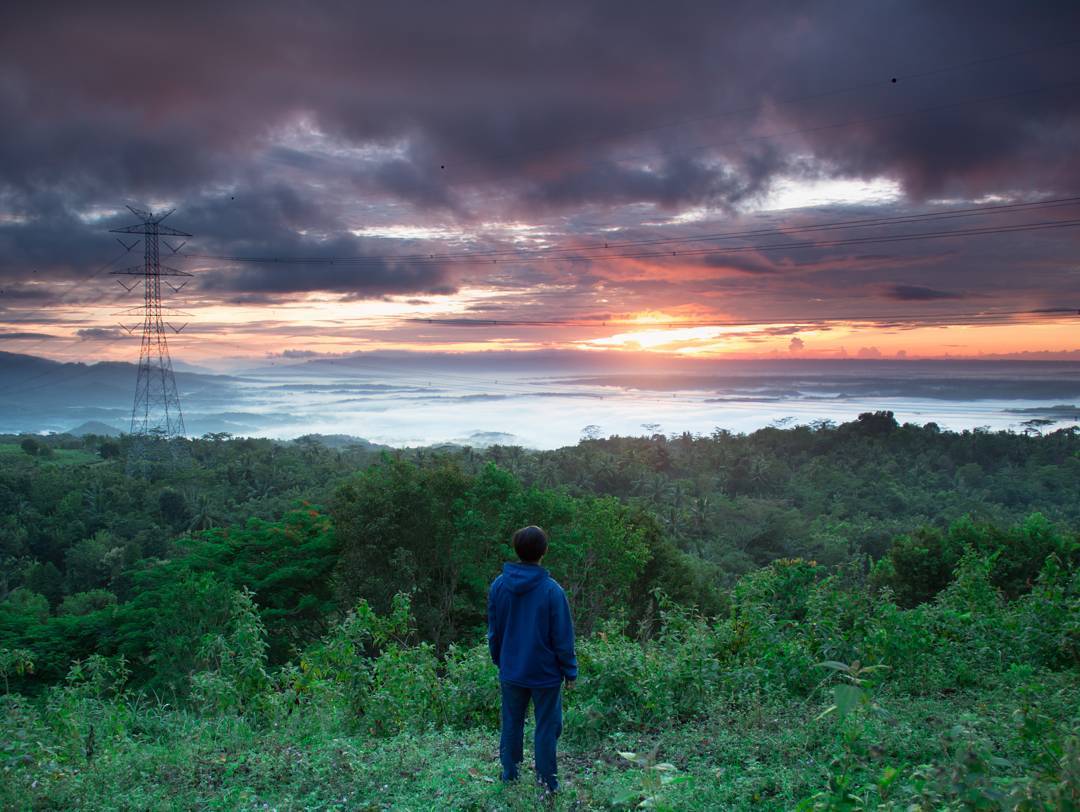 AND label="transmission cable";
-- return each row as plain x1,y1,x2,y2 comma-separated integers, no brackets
182,195,1080,266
